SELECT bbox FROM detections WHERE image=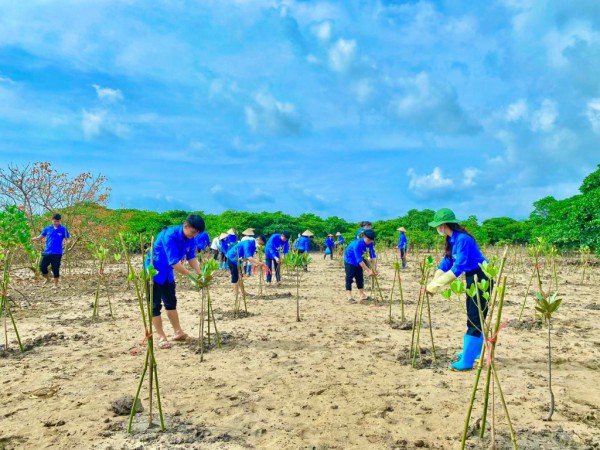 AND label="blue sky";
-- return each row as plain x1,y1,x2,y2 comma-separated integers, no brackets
0,0,598,222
